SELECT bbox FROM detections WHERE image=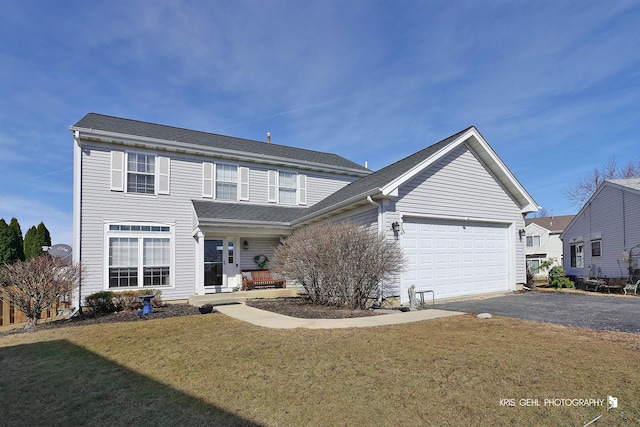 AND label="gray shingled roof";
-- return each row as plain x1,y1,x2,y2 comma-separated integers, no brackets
193,127,473,225
192,200,305,223
525,215,575,233
73,113,370,173
608,178,640,192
